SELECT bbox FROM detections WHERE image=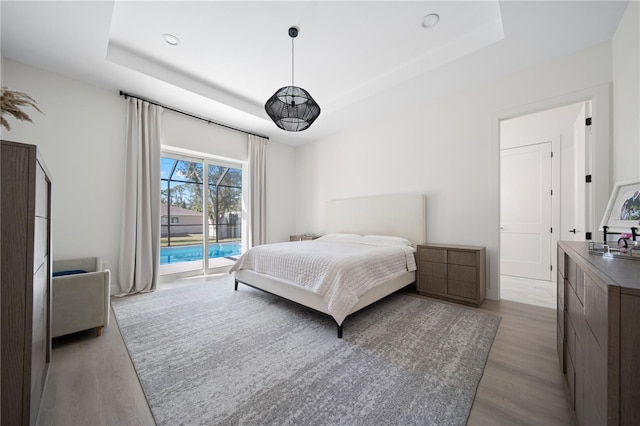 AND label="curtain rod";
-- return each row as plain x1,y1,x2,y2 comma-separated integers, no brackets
119,91,269,140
